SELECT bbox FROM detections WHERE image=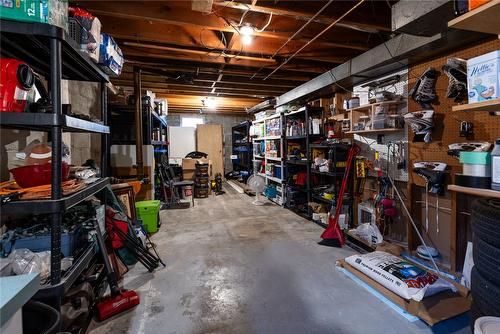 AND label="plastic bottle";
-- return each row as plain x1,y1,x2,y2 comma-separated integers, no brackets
491,139,500,190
